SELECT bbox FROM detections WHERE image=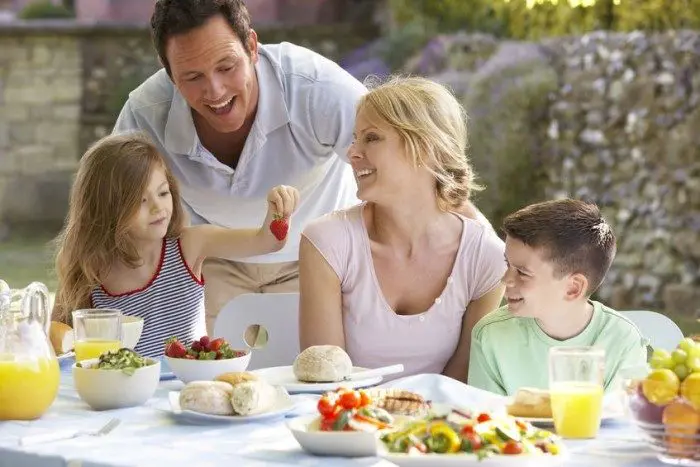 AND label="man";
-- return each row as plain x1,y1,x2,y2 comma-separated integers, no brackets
113,0,485,333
